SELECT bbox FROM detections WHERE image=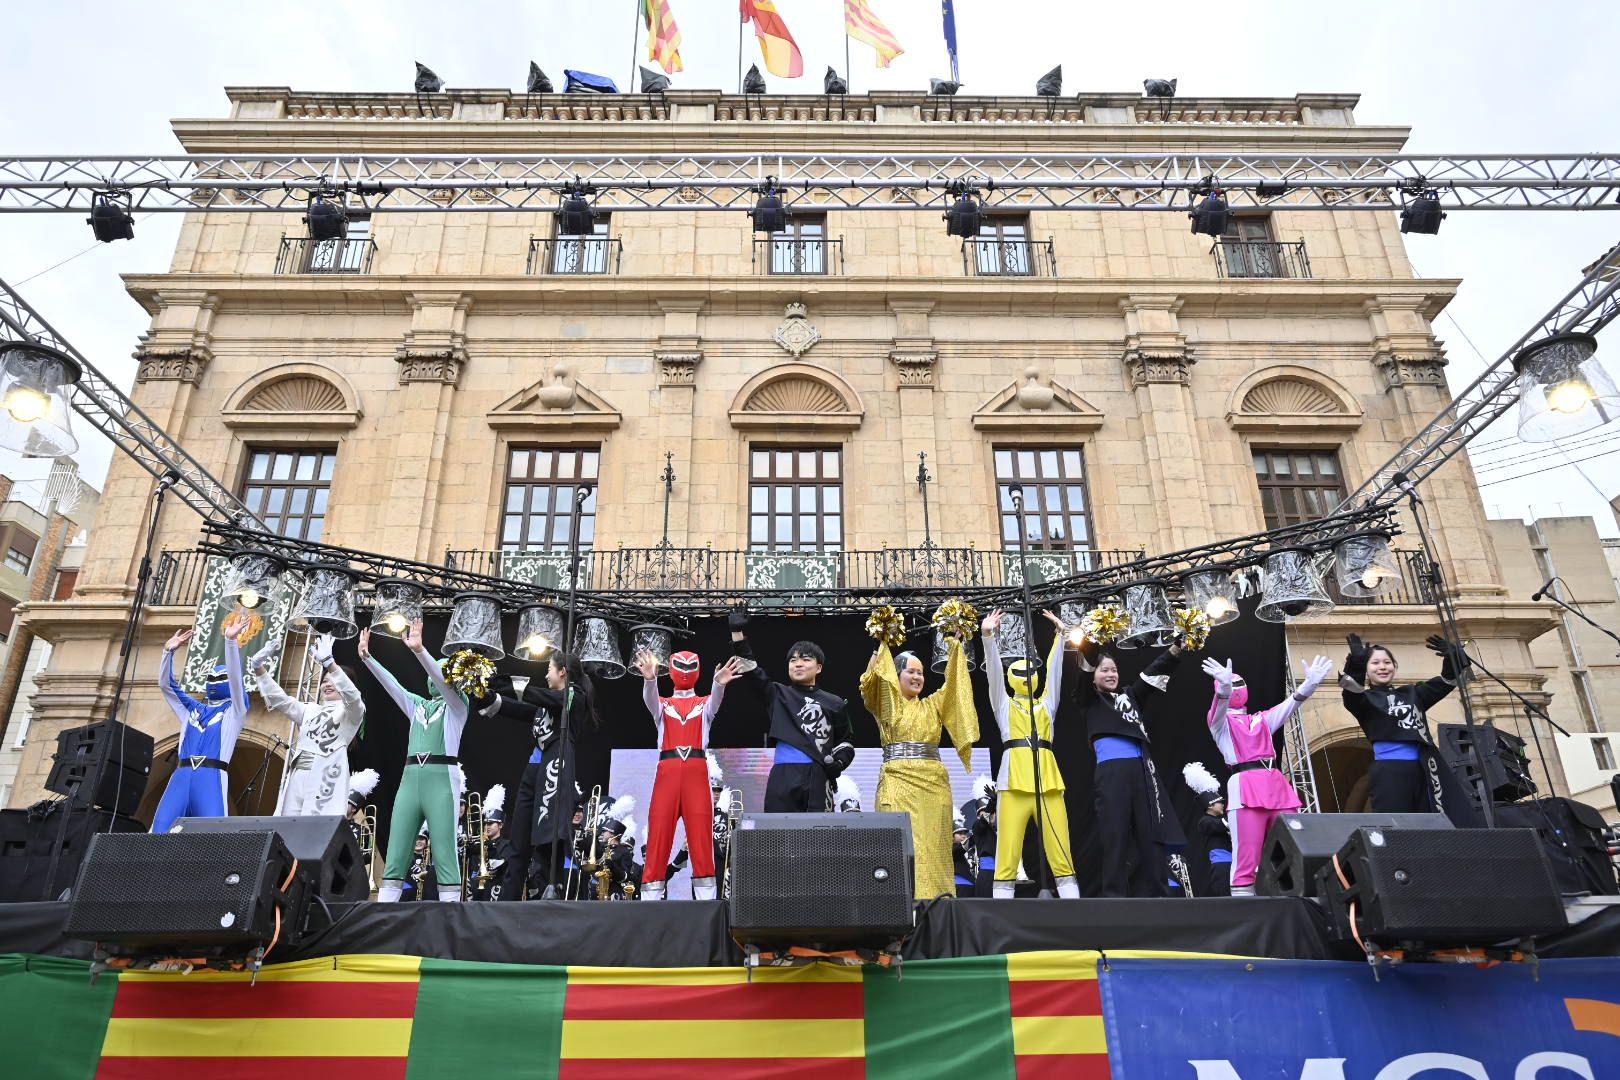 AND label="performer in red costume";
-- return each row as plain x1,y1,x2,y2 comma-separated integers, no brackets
636,649,744,900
